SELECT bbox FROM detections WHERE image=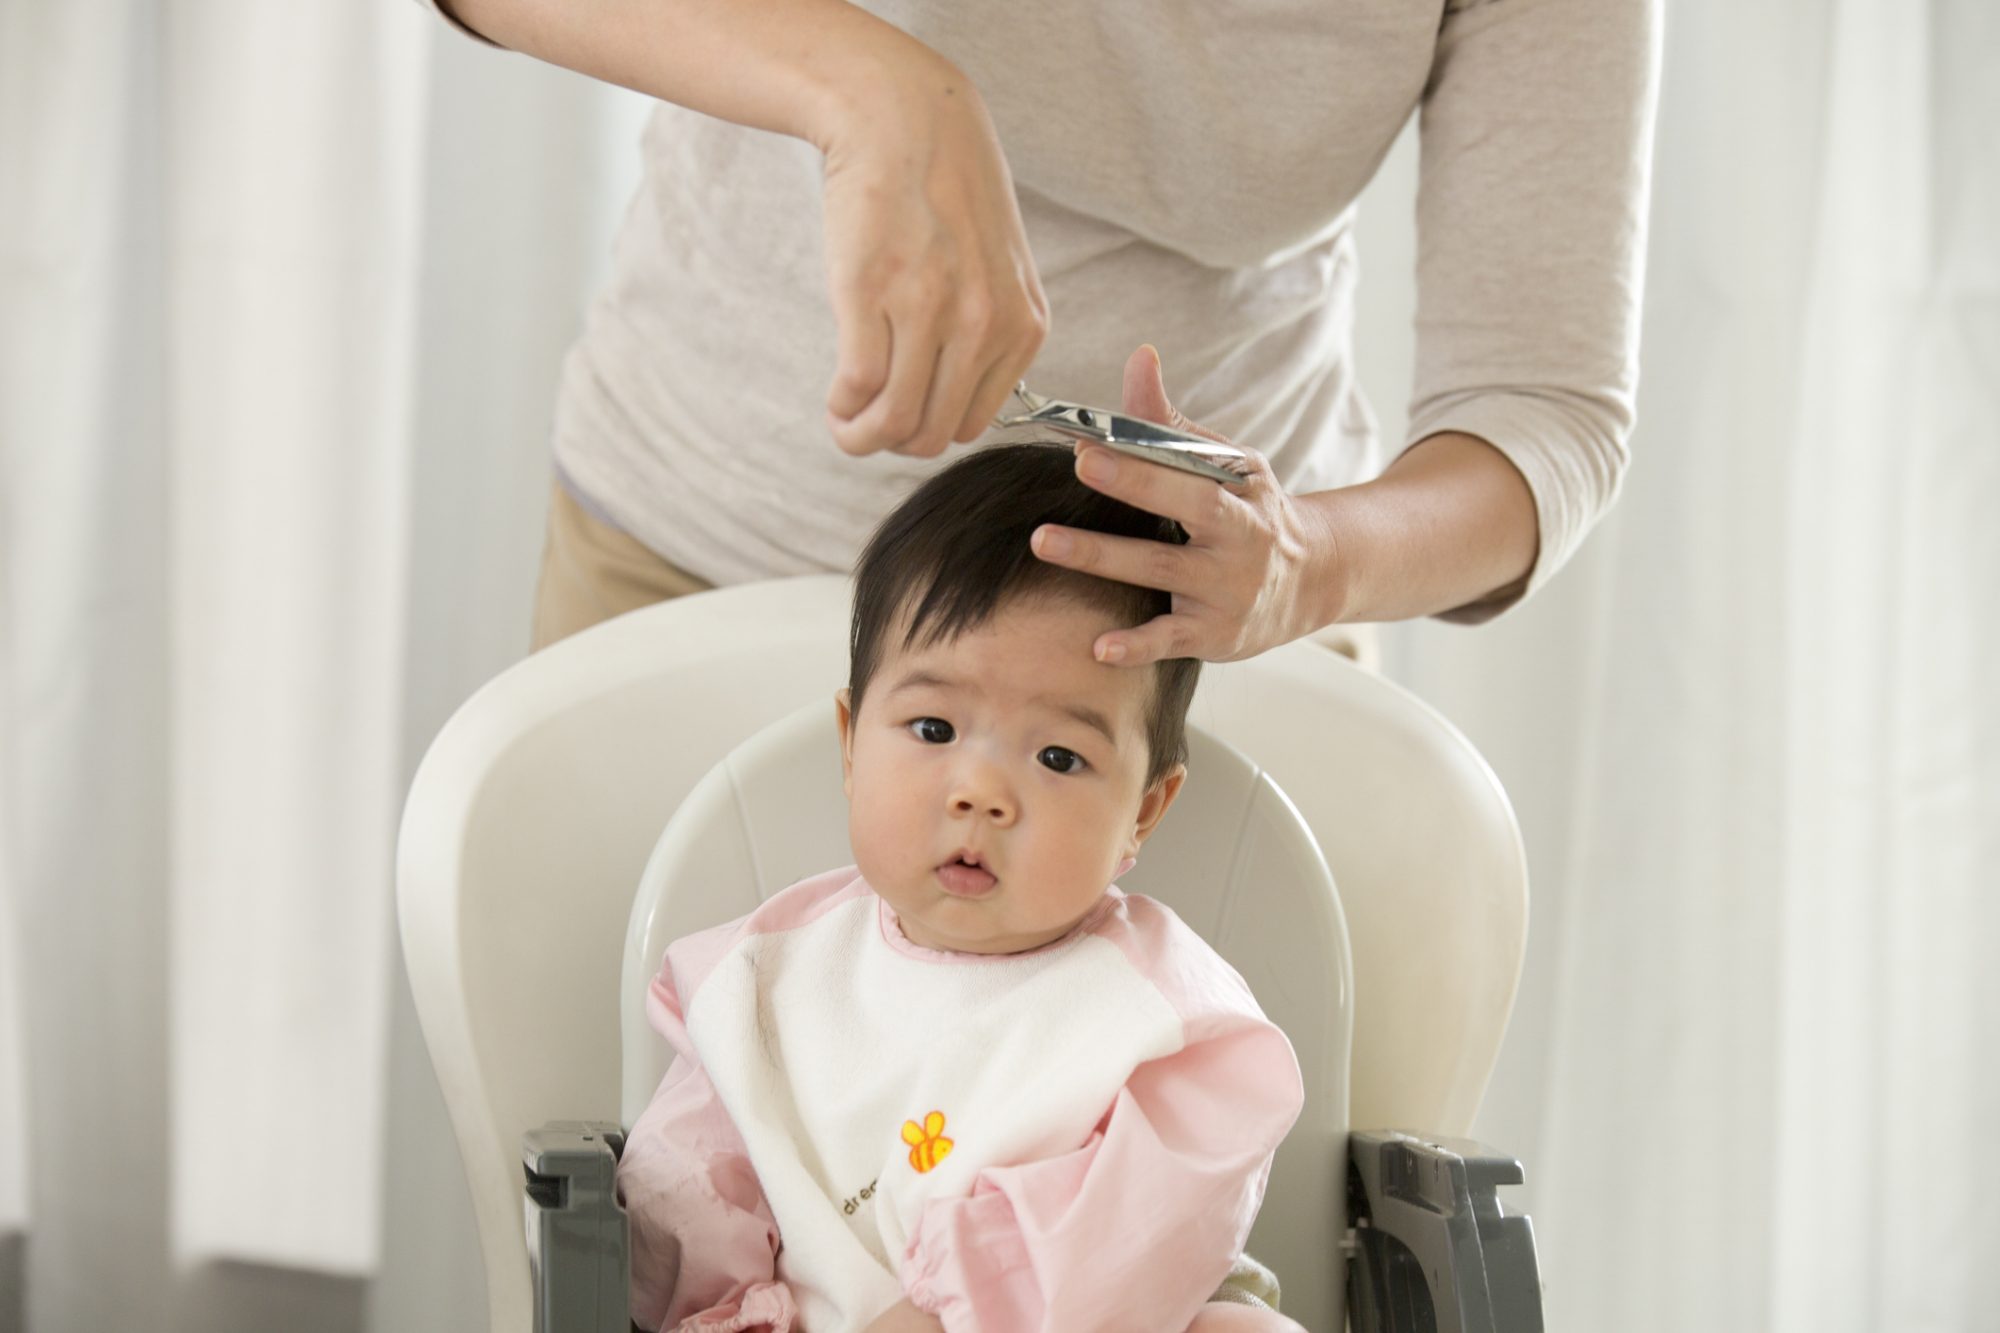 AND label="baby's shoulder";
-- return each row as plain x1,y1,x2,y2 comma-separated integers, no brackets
661,864,870,994
1086,890,1266,1022
736,864,872,937
1091,888,1219,959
